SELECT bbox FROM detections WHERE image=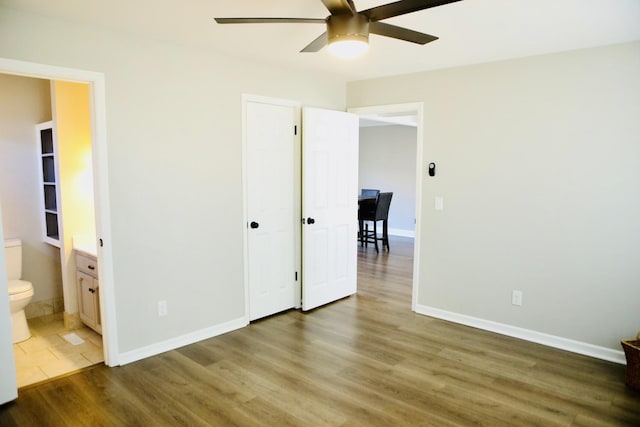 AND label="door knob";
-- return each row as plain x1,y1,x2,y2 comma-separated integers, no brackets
307,217,315,224
250,221,259,229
